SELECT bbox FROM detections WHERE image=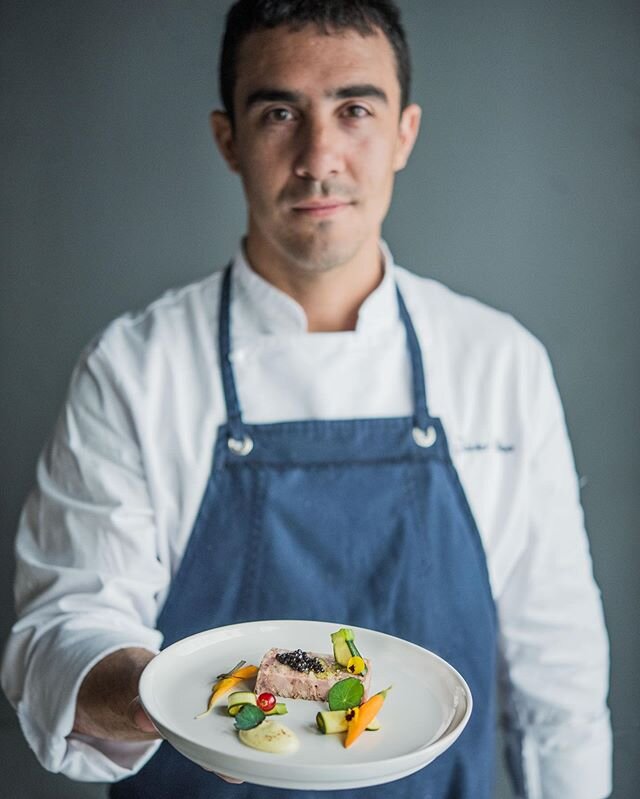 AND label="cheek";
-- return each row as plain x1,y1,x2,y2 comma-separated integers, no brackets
353,142,396,212
239,137,294,201
348,138,397,228
353,132,397,182
239,151,278,206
